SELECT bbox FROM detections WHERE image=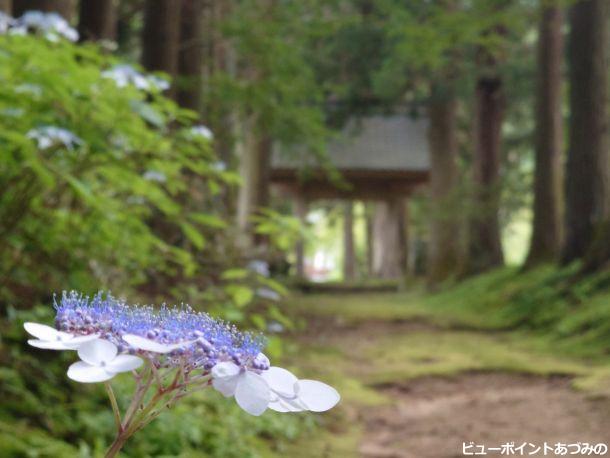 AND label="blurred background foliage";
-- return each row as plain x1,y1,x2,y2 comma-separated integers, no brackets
2,0,610,456
0,23,299,457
